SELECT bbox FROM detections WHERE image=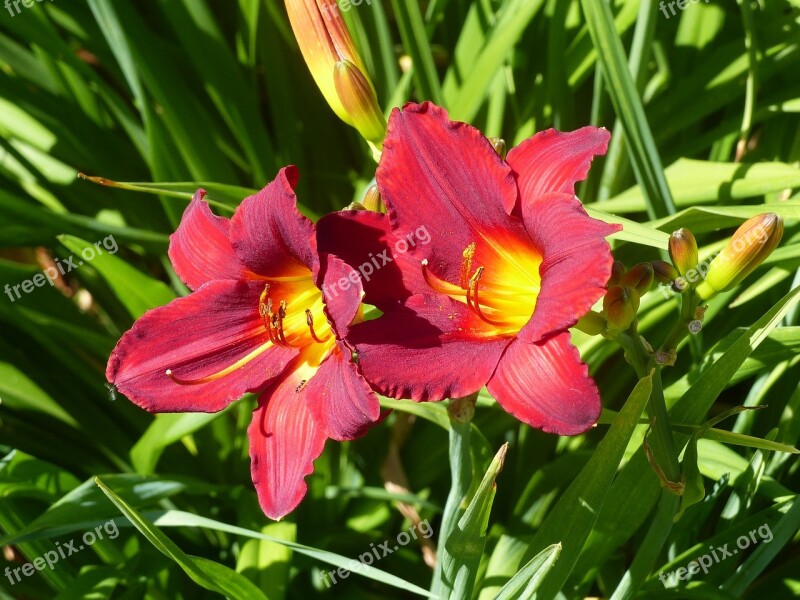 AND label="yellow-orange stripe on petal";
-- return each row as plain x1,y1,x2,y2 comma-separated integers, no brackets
285,0,369,125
